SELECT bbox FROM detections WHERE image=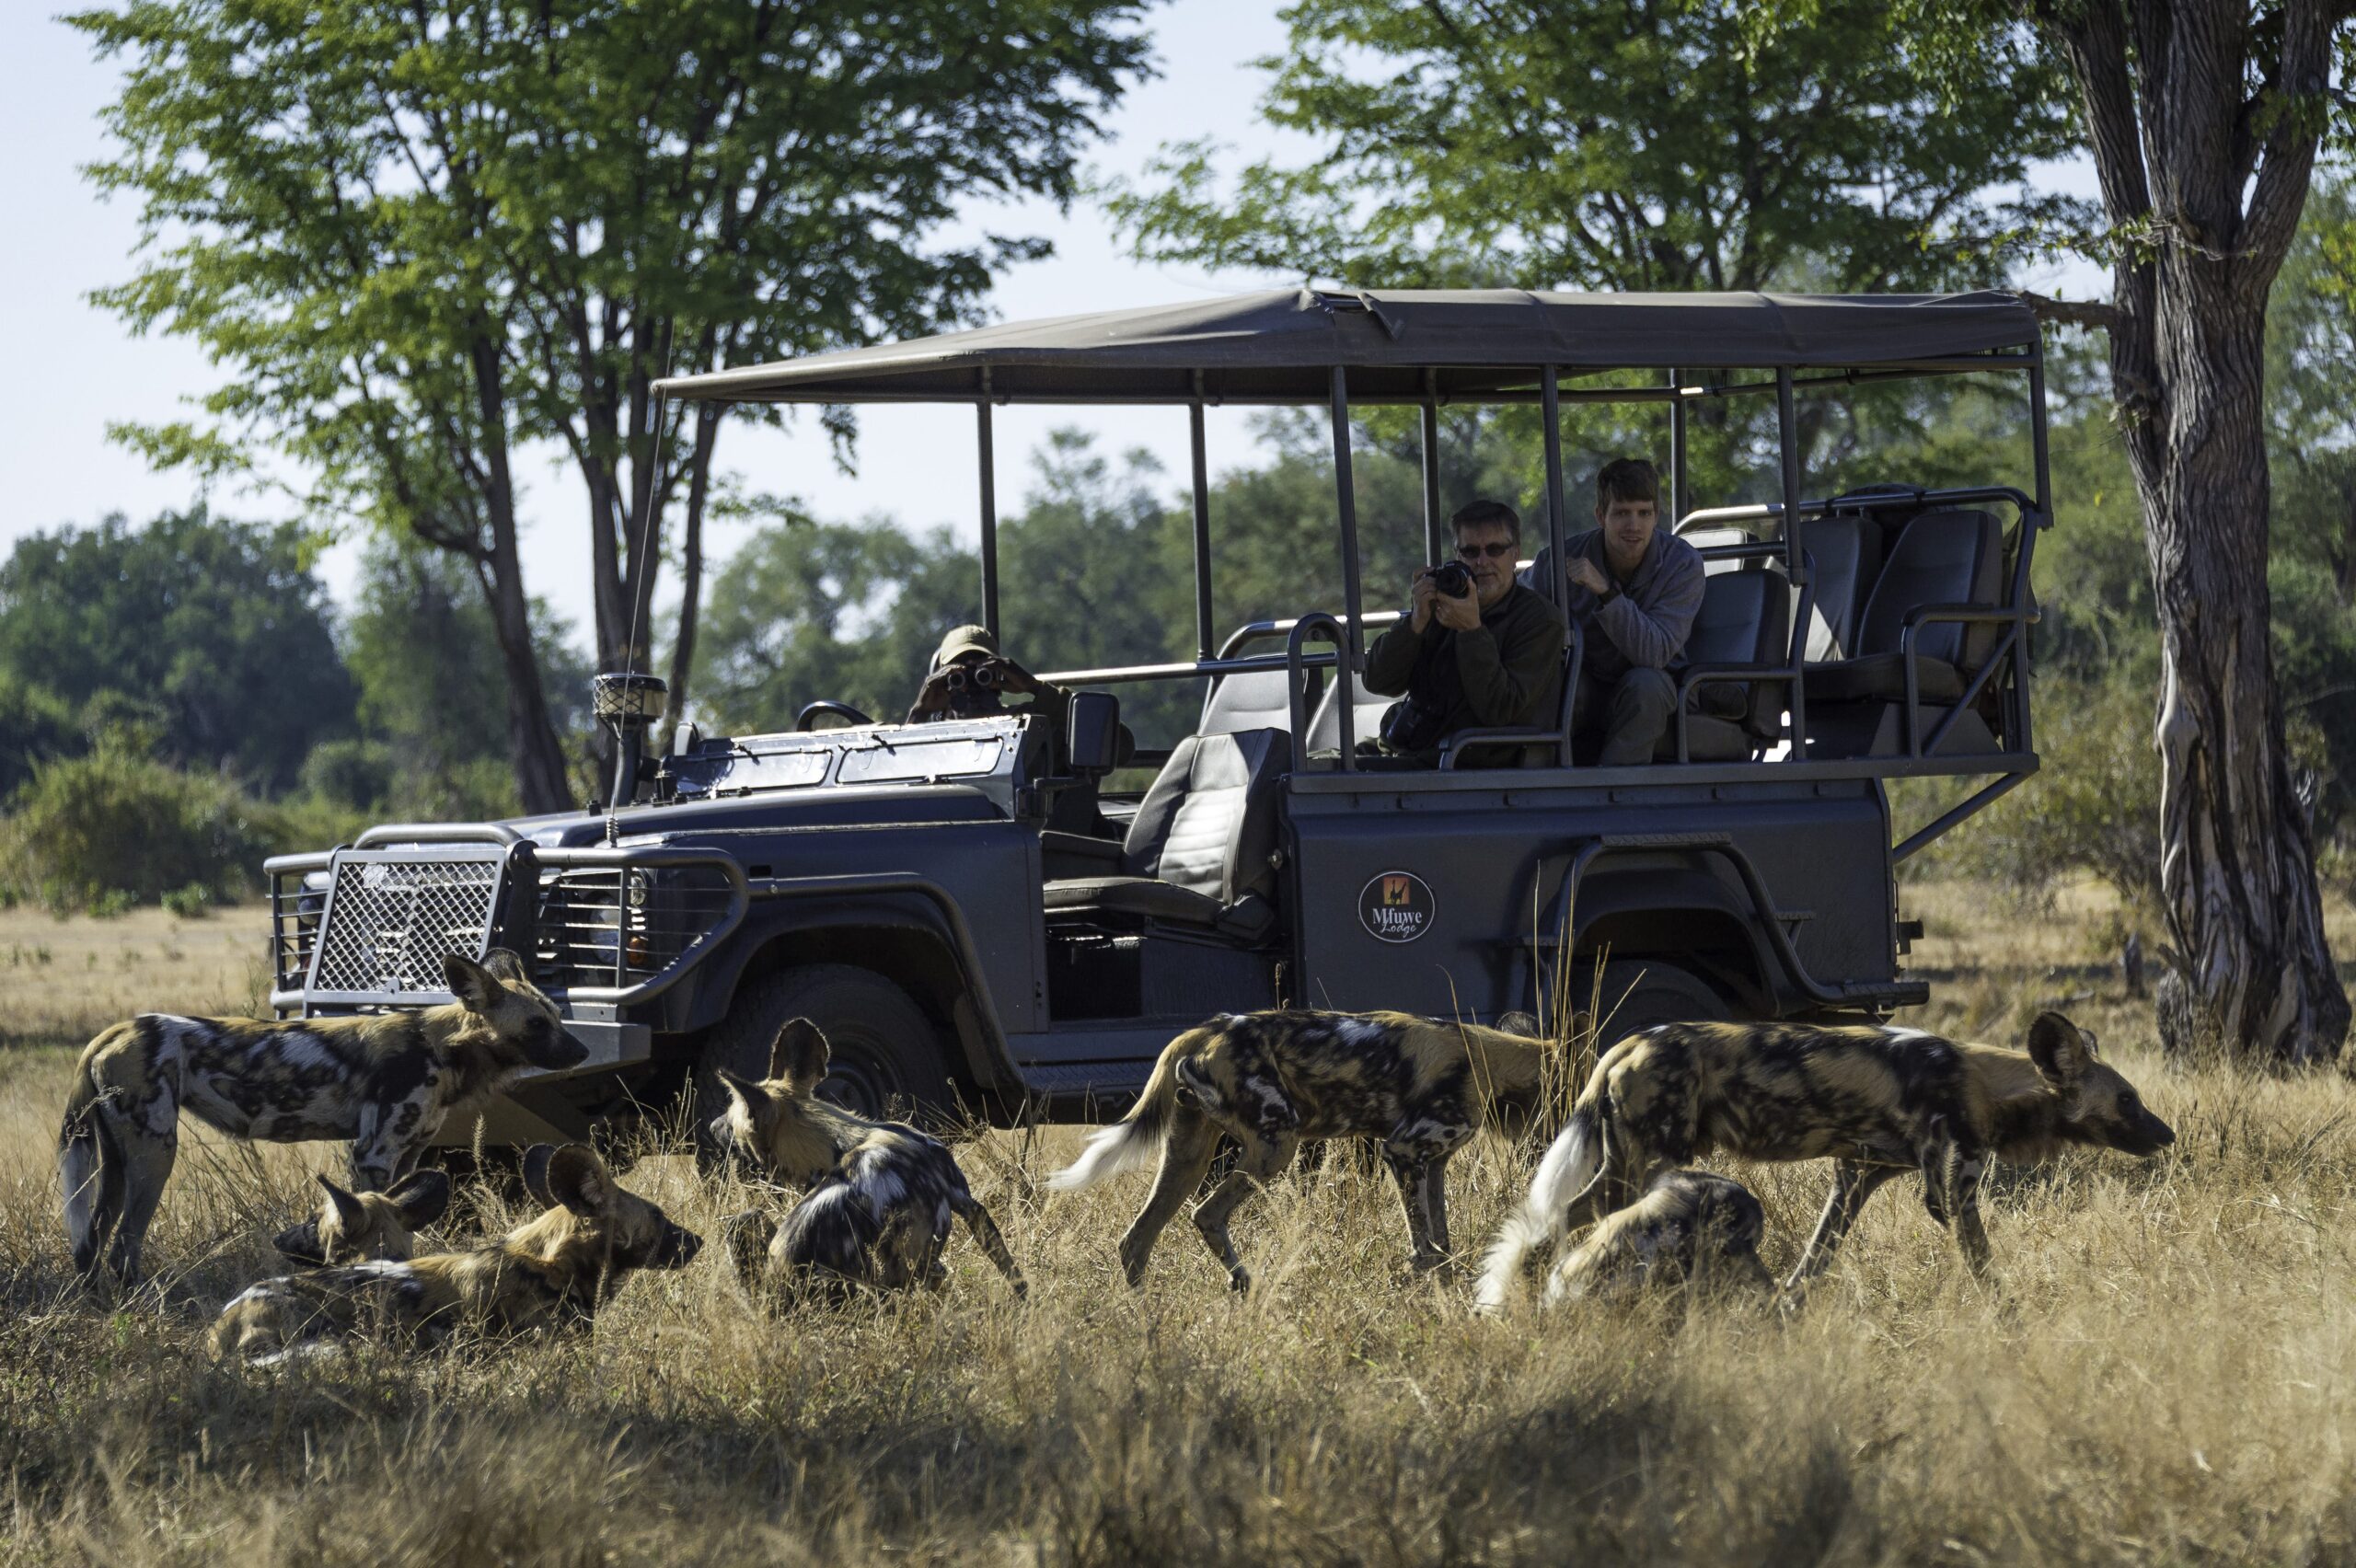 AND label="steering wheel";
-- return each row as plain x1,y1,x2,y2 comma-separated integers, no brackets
794,700,873,732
